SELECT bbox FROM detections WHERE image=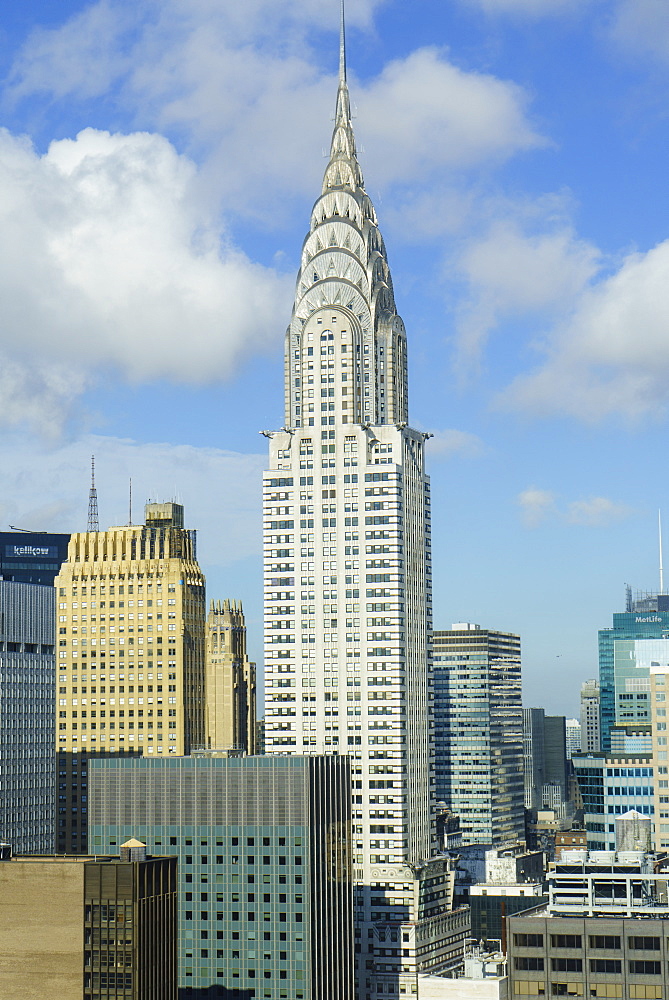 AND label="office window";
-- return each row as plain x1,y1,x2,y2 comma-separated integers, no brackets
552,959,582,973
589,959,621,974
551,936,582,949
514,934,544,948
629,961,661,976
589,936,621,950
515,957,544,971
629,937,661,951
